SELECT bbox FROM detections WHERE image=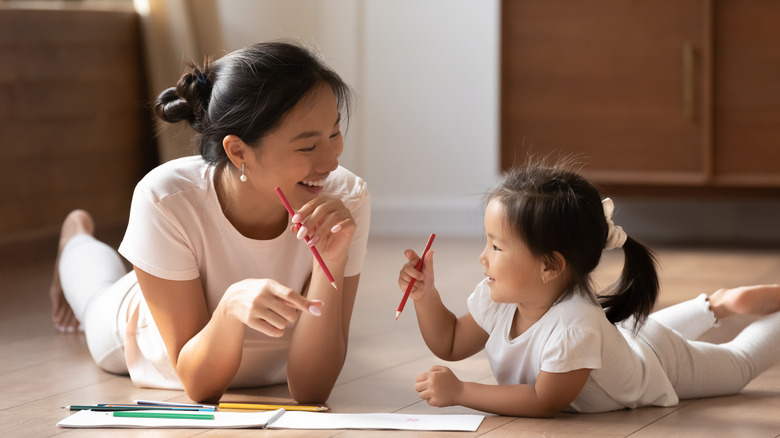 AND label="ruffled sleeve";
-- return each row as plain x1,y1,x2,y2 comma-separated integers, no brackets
541,325,603,373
